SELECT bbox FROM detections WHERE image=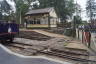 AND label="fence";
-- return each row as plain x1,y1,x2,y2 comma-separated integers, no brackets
76,28,96,52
